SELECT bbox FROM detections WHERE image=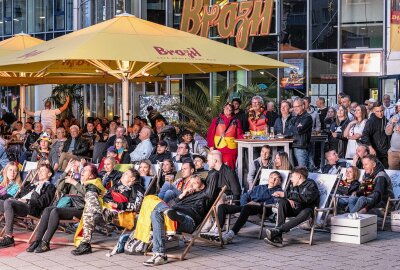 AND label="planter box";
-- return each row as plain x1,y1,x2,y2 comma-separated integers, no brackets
331,214,377,244
391,210,400,232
